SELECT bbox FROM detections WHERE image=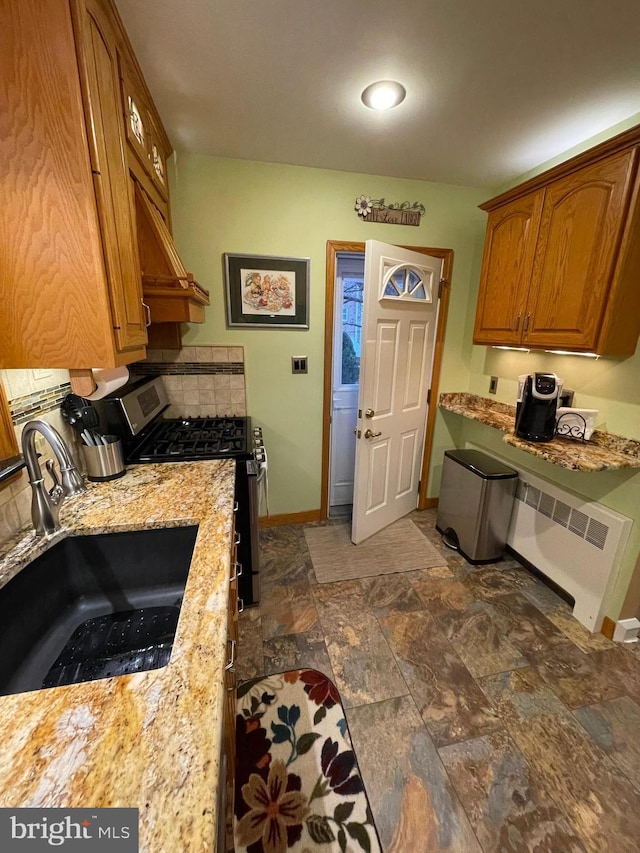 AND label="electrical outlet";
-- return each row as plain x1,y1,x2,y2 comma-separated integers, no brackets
291,356,308,374
489,376,498,394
